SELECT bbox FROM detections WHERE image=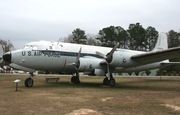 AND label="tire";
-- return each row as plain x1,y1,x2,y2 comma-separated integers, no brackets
109,78,116,87
71,76,80,83
25,78,34,87
74,77,80,84
103,77,108,85
71,76,75,83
